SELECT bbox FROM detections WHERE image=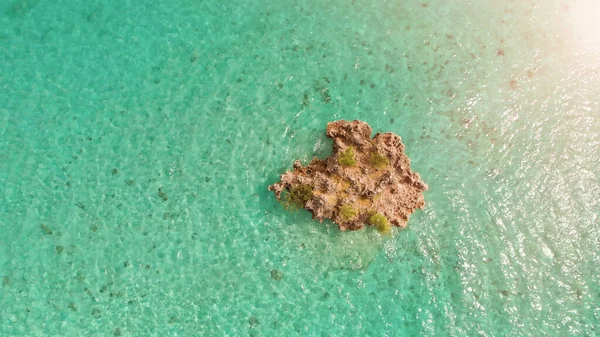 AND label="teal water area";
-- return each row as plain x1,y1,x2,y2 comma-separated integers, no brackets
1,0,599,336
